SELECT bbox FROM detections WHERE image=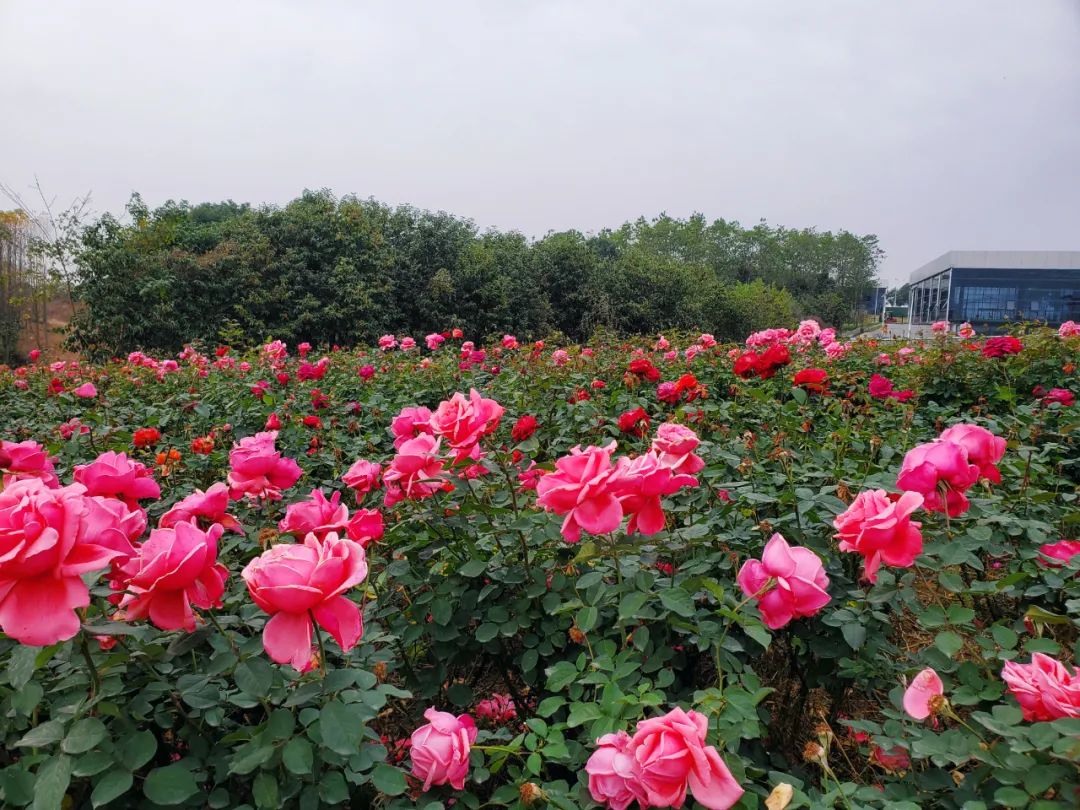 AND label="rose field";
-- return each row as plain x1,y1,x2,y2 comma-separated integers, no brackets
1,322,1080,810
